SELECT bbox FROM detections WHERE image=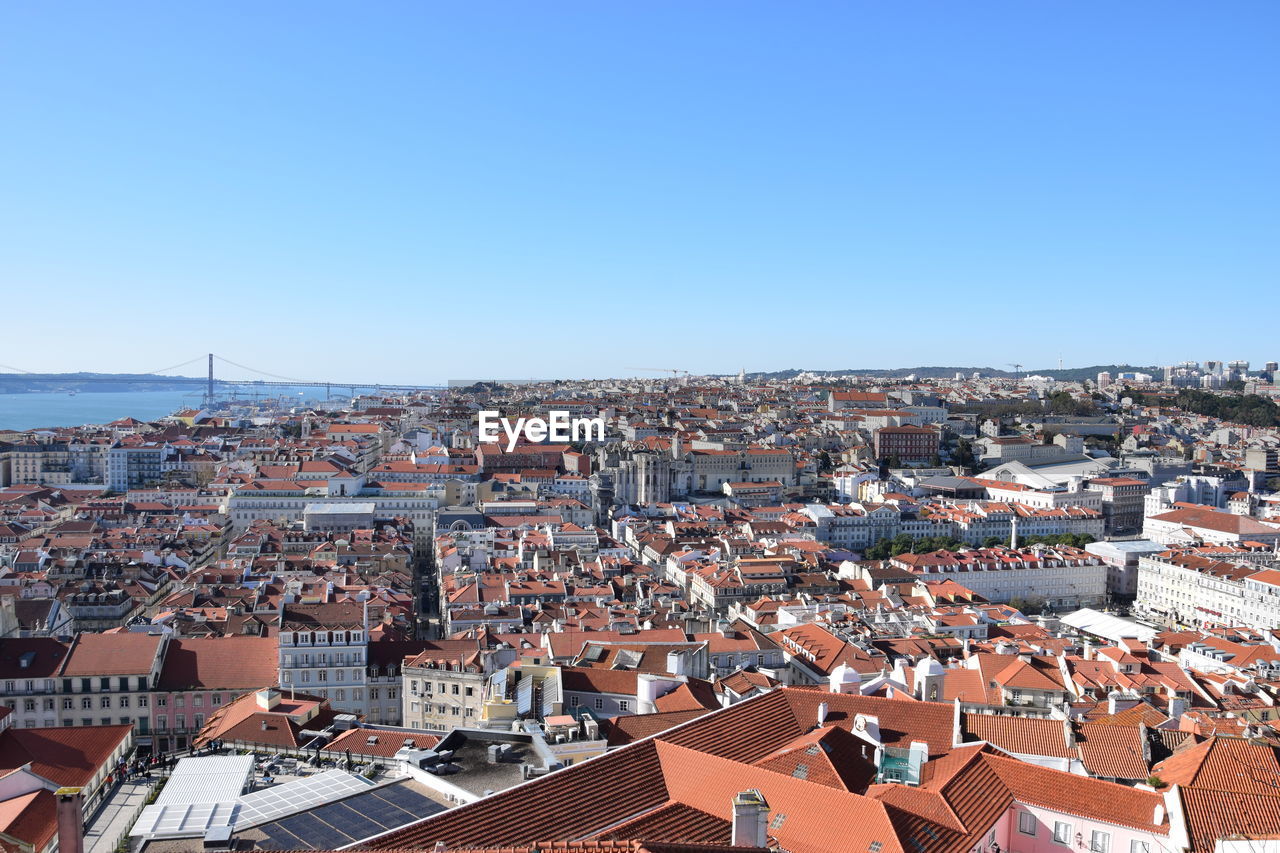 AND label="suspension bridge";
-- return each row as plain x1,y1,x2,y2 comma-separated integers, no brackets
0,353,446,407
